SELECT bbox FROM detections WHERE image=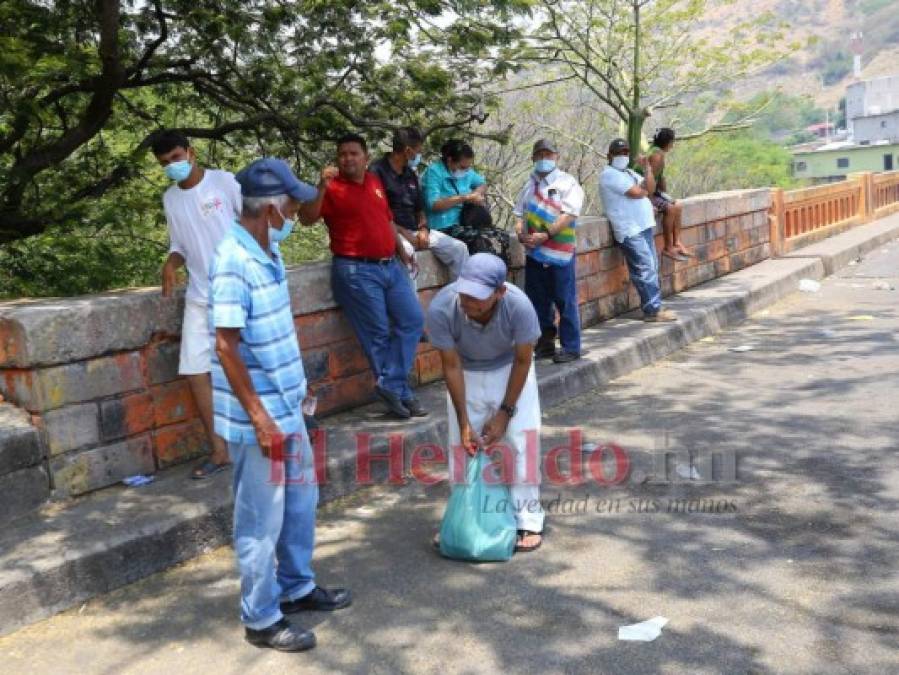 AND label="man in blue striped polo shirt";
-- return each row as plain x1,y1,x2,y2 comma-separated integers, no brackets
209,158,351,652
